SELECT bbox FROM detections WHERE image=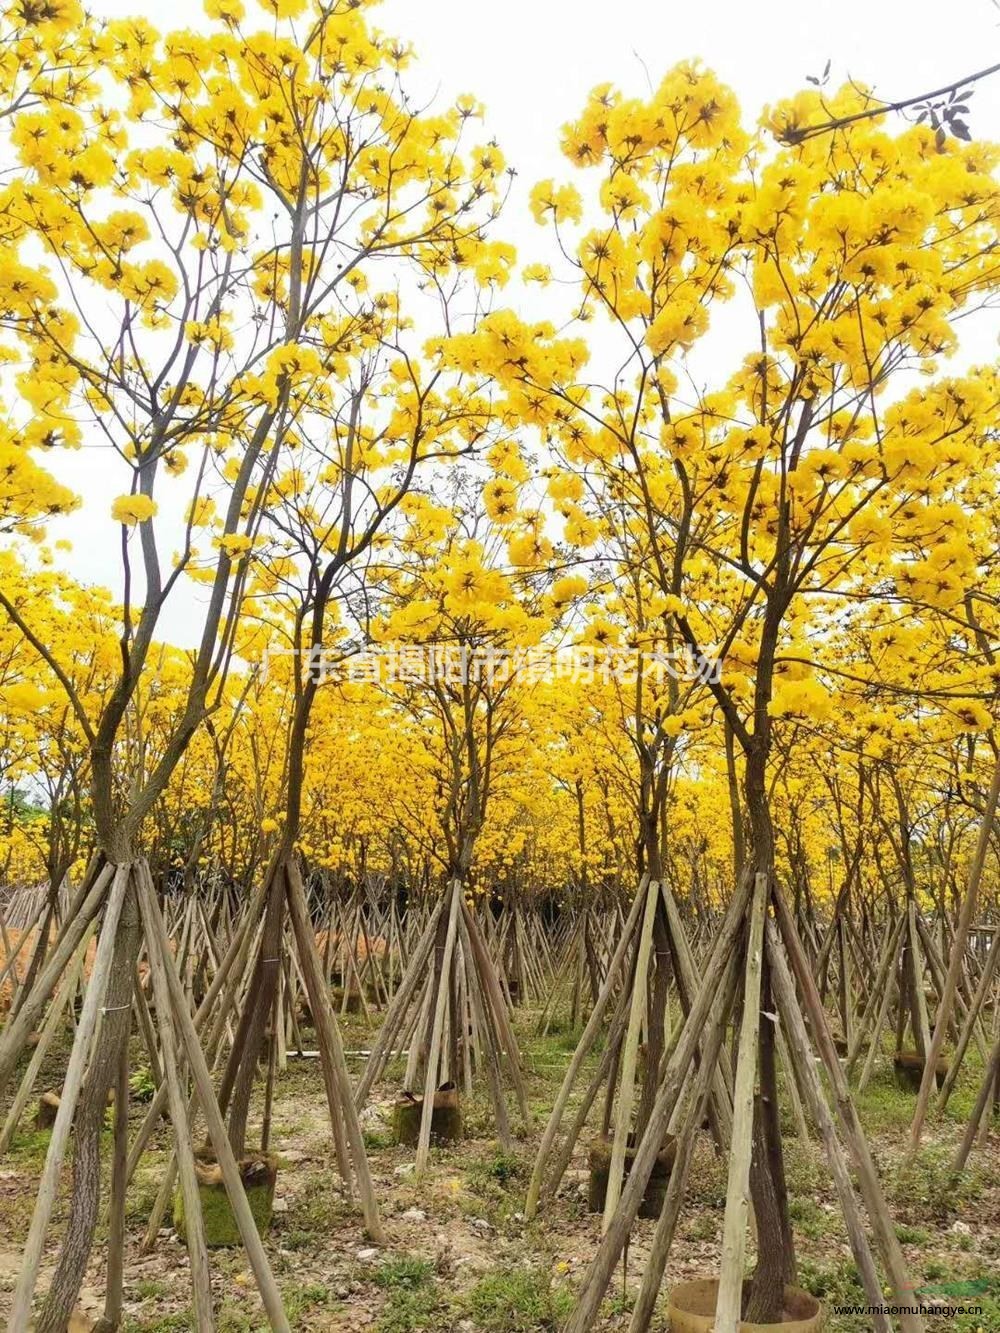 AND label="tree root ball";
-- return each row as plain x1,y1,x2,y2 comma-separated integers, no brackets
668,1278,824,1330
392,1085,462,1147
332,985,363,1014
174,1150,278,1248
894,1049,949,1093
587,1133,677,1219
36,1090,61,1129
